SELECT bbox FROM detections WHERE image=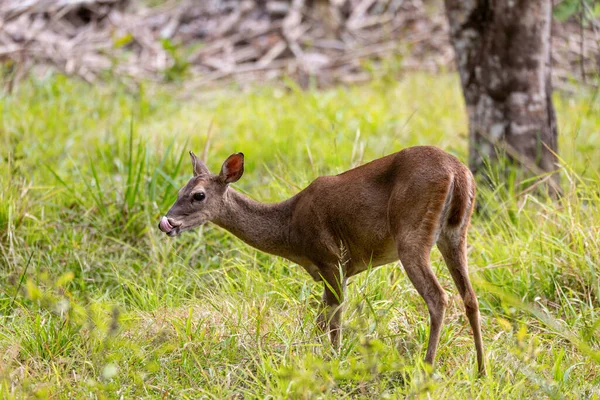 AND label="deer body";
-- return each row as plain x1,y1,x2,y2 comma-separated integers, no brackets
159,146,485,374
